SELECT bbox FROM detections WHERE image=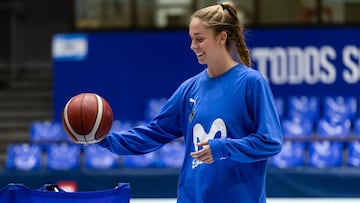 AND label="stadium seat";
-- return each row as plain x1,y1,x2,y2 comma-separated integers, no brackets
315,117,351,139
270,118,313,168
354,118,360,135
111,120,133,132
274,97,285,119
270,141,305,168
6,143,43,170
83,144,120,169
281,117,313,138
287,95,320,123
121,151,161,168
158,139,185,168
30,121,69,143
347,118,360,167
347,141,360,167
323,96,357,122
308,118,351,167
45,143,81,170
308,141,343,168
144,97,167,122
